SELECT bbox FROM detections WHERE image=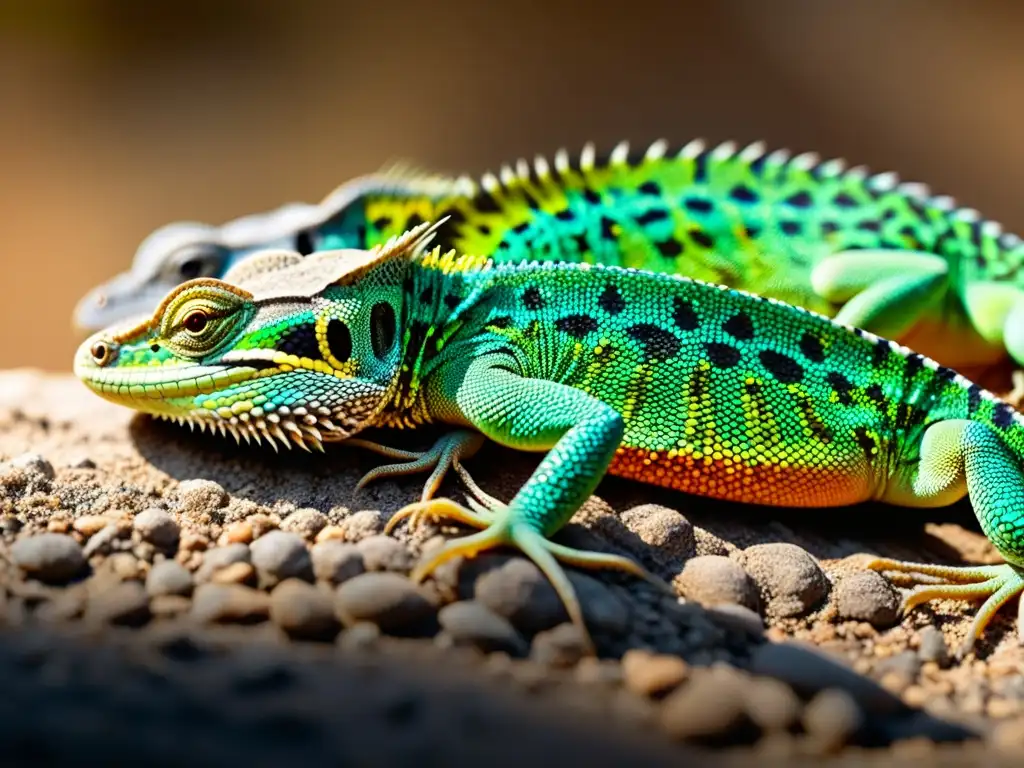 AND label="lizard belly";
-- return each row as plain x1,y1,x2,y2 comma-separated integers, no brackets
606,444,874,508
